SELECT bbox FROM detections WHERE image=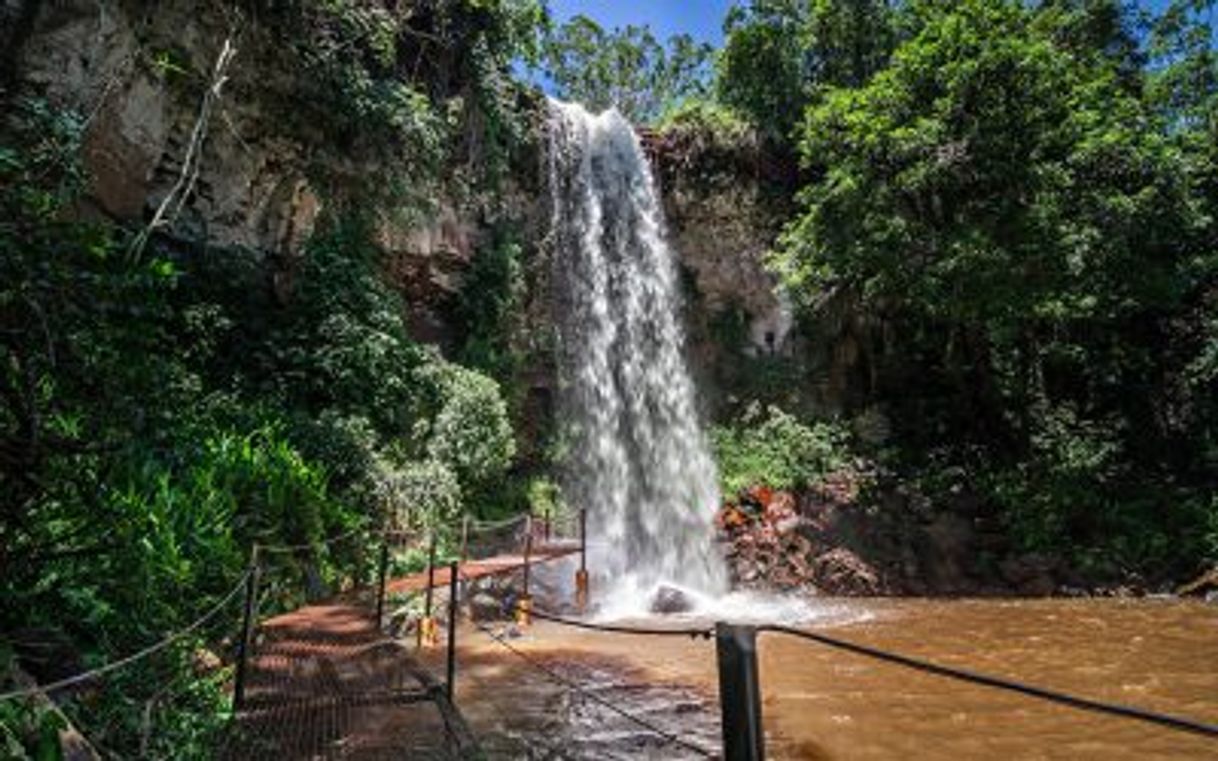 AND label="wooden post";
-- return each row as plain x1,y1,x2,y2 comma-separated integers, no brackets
446,561,458,702
375,540,389,630
420,532,438,647
233,545,262,713
716,622,765,761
